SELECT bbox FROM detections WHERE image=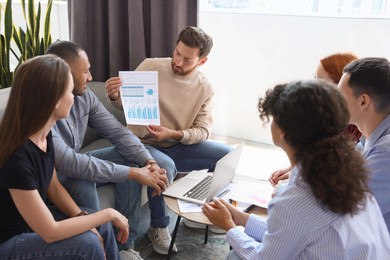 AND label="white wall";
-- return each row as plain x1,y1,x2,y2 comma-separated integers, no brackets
199,12,390,144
